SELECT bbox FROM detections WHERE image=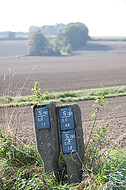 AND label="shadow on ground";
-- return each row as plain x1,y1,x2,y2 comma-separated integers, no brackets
83,42,113,51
